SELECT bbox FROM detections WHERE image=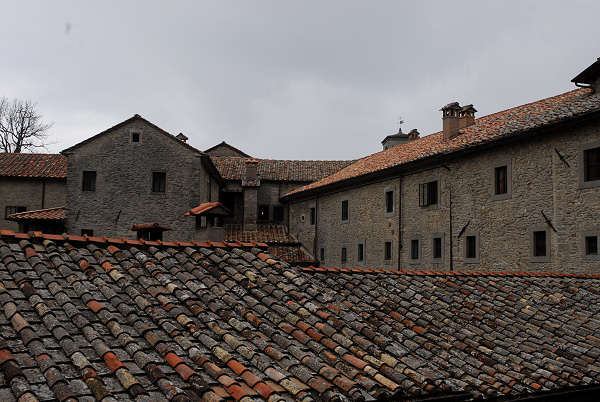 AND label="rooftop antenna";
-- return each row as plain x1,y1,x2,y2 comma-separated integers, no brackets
397,116,404,133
